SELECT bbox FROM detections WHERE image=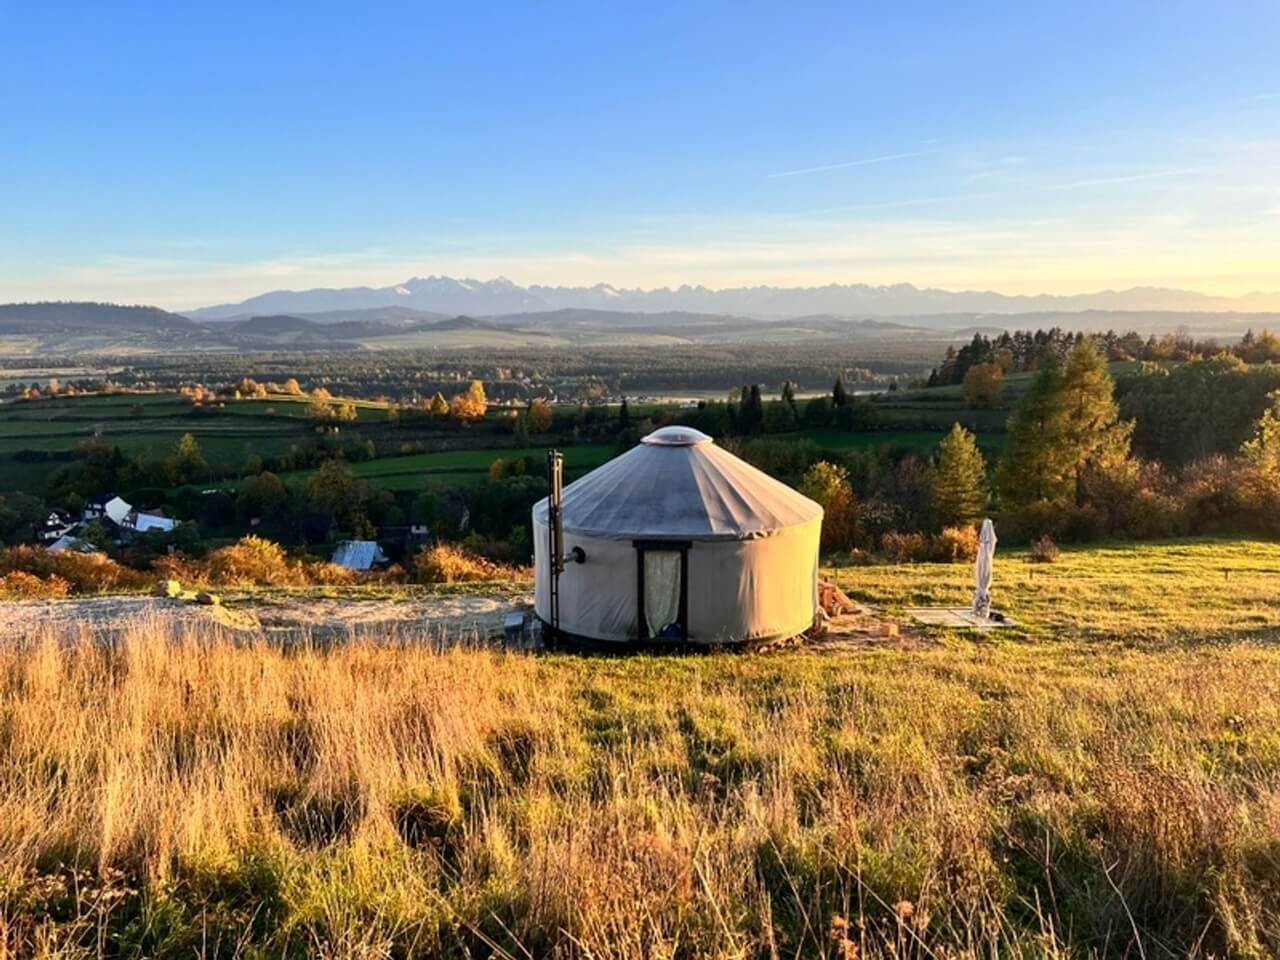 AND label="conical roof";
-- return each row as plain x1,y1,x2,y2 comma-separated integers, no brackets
533,426,822,540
